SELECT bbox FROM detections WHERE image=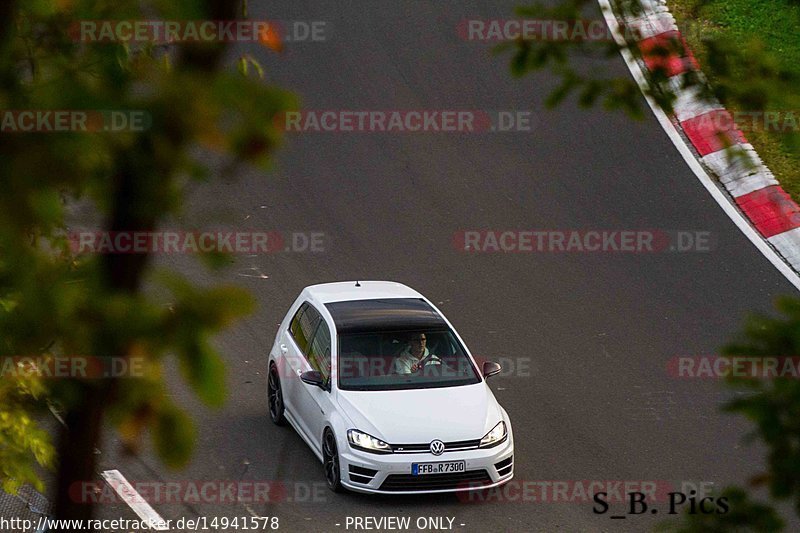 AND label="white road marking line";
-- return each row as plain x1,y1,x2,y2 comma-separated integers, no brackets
241,501,267,519
597,0,800,292
100,469,169,530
